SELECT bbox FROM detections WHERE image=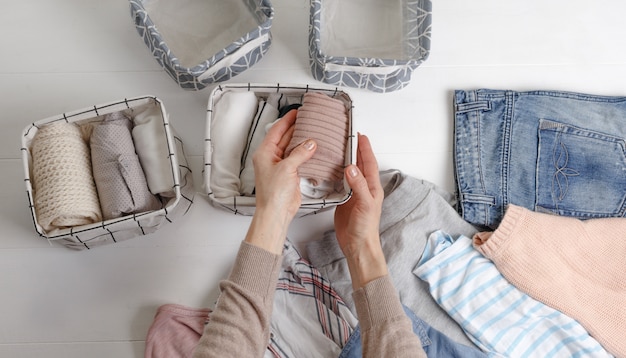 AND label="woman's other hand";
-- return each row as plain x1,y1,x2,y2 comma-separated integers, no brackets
334,134,387,289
